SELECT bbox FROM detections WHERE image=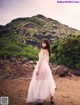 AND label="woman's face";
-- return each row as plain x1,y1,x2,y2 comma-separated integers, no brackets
42,41,46,48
